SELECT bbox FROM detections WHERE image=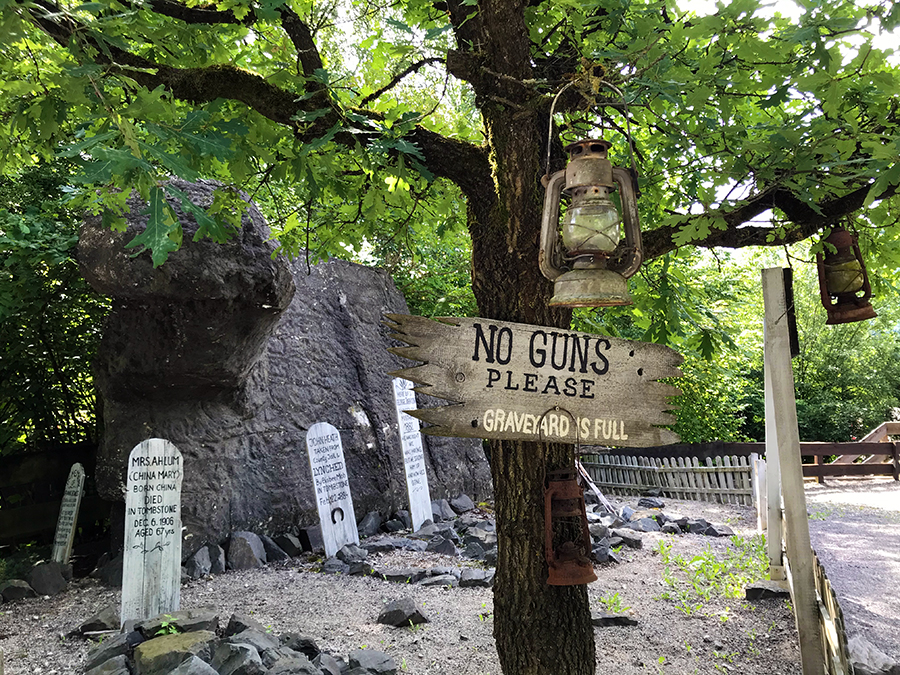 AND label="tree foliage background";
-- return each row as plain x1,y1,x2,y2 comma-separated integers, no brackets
0,161,108,454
